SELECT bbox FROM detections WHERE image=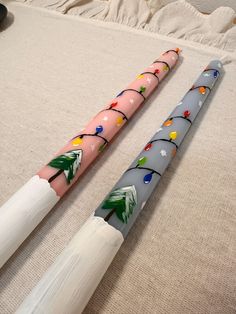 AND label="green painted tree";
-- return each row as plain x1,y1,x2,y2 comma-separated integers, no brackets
102,185,137,223
48,149,83,184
